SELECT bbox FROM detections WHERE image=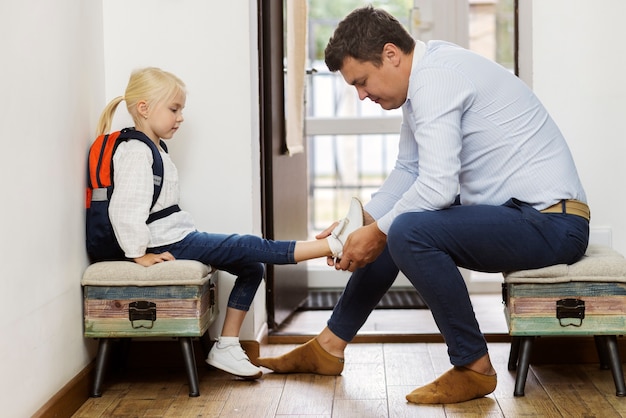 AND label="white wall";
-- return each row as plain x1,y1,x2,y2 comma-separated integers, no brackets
519,0,626,253
1,1,625,416
0,1,104,416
